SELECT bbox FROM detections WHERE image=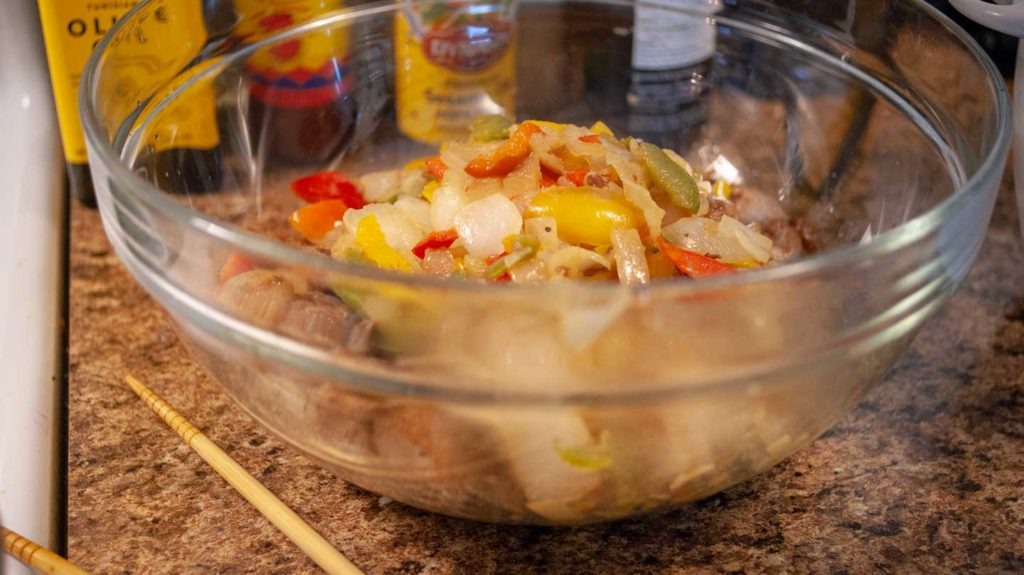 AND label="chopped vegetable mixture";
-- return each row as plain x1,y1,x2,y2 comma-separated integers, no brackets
212,117,814,523
287,117,798,284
